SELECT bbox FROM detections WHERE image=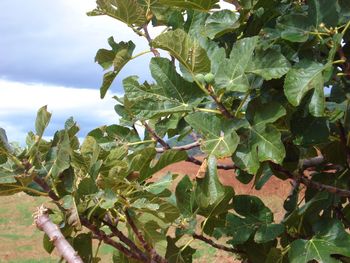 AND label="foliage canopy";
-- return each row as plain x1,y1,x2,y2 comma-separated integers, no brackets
1,0,350,262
